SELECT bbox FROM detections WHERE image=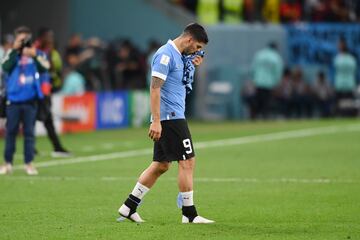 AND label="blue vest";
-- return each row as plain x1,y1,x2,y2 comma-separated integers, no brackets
5,54,44,102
